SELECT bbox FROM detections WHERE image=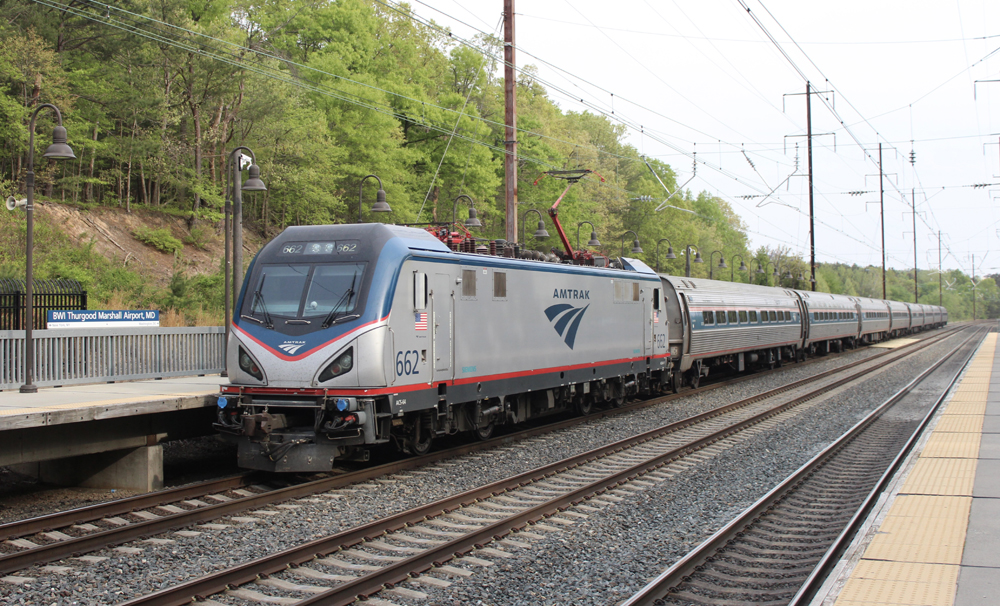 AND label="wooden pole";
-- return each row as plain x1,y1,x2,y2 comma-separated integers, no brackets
504,0,518,243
